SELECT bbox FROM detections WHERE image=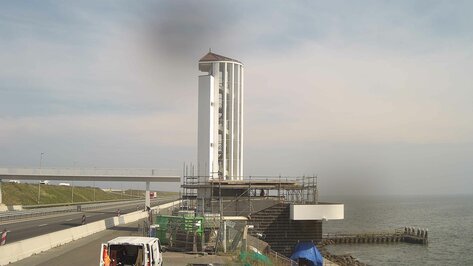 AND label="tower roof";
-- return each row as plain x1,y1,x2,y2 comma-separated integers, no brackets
199,51,242,64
